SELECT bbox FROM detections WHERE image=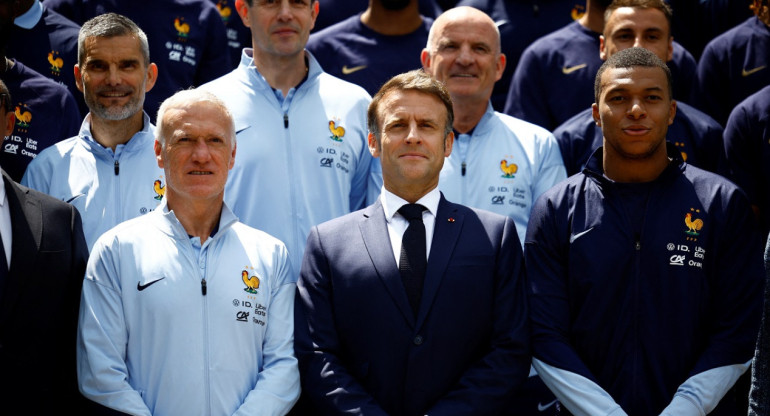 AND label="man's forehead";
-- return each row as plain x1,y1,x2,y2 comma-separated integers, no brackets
379,90,445,119
84,35,142,56
600,66,668,92
606,7,669,32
